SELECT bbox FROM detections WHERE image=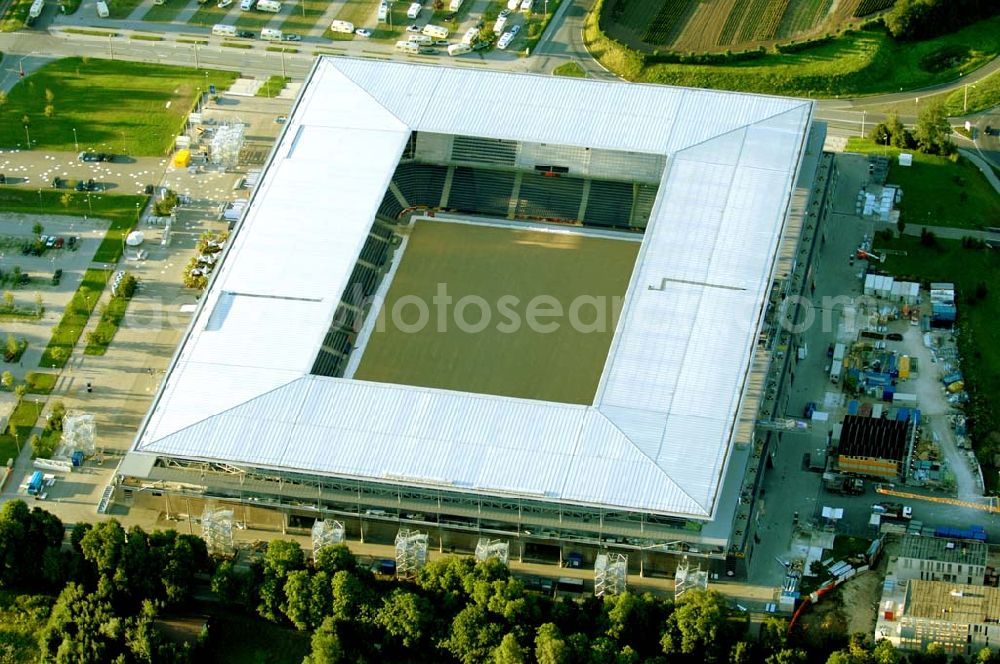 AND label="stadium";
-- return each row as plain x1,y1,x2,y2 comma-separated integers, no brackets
114,57,830,578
